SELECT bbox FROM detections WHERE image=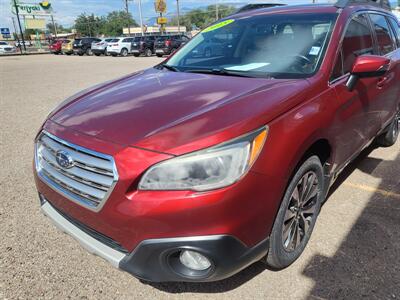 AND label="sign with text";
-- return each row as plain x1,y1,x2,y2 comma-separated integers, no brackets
154,0,167,14
157,17,167,24
12,2,52,16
